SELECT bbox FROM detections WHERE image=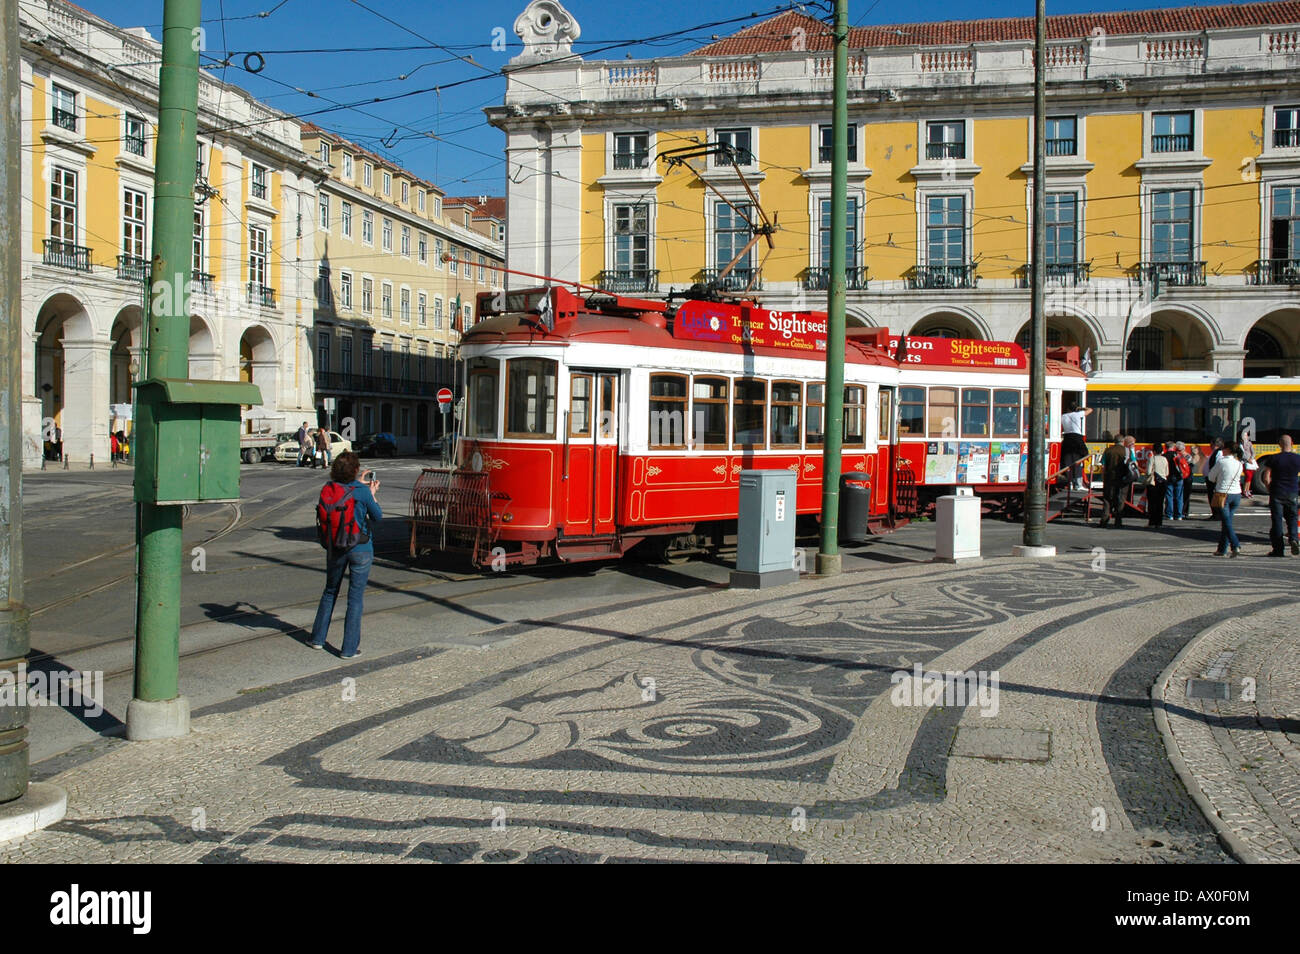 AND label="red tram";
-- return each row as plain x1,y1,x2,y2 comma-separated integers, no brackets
410,287,1085,567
